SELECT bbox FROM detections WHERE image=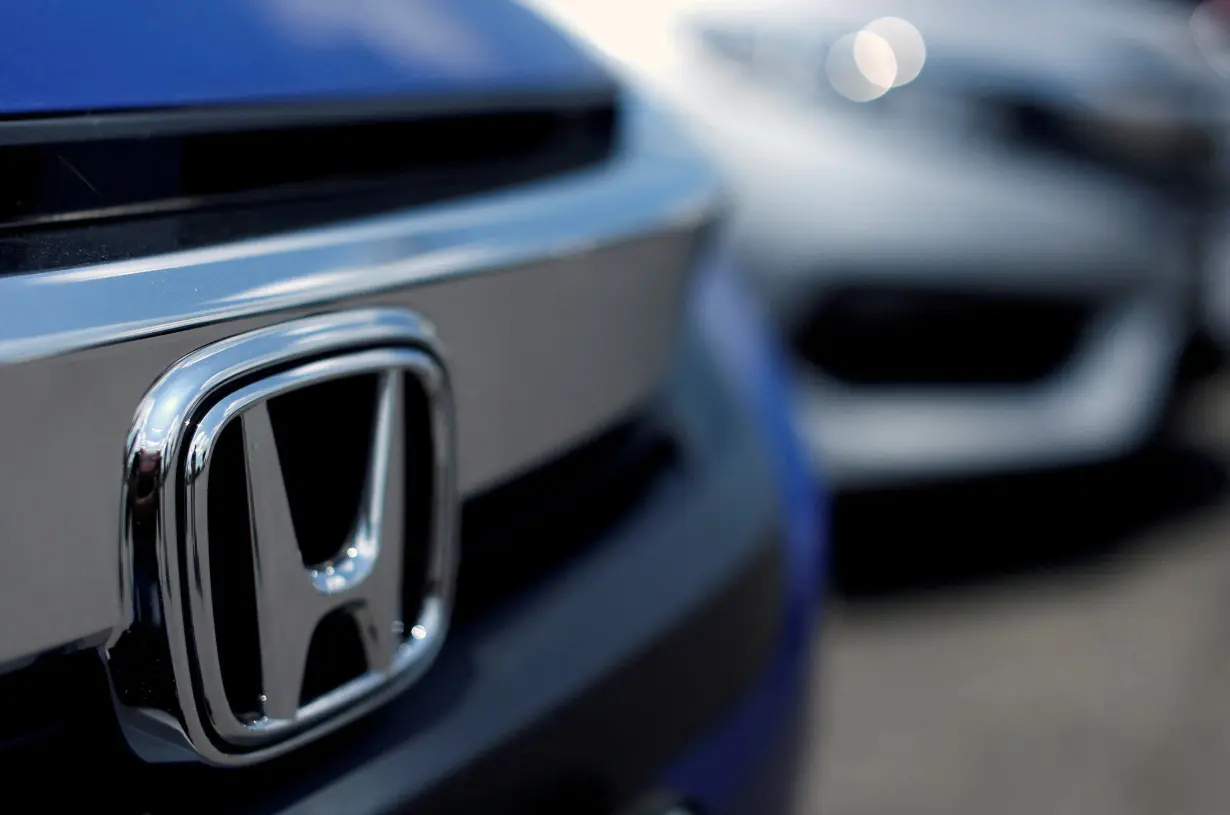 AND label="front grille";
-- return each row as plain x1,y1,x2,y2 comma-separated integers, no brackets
0,409,678,774
790,285,1098,386
0,96,617,275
